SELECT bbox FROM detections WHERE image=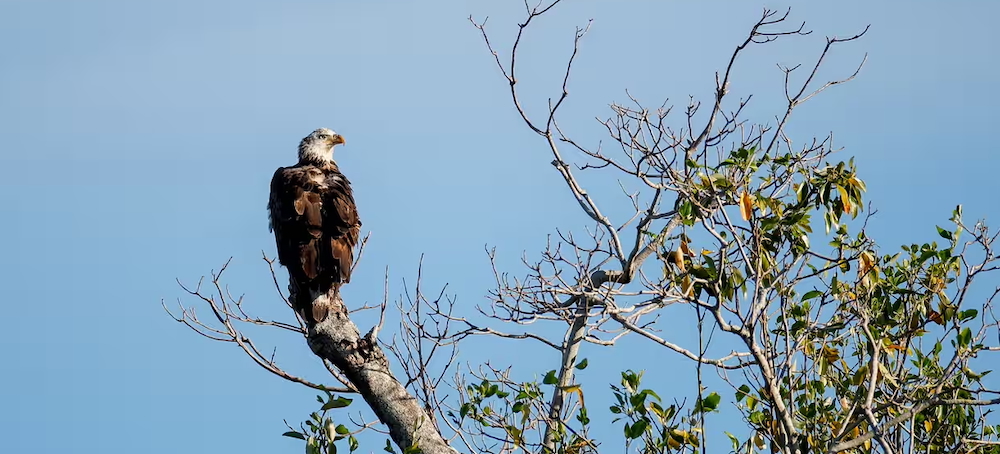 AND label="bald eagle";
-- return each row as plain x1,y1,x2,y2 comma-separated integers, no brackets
267,128,361,324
